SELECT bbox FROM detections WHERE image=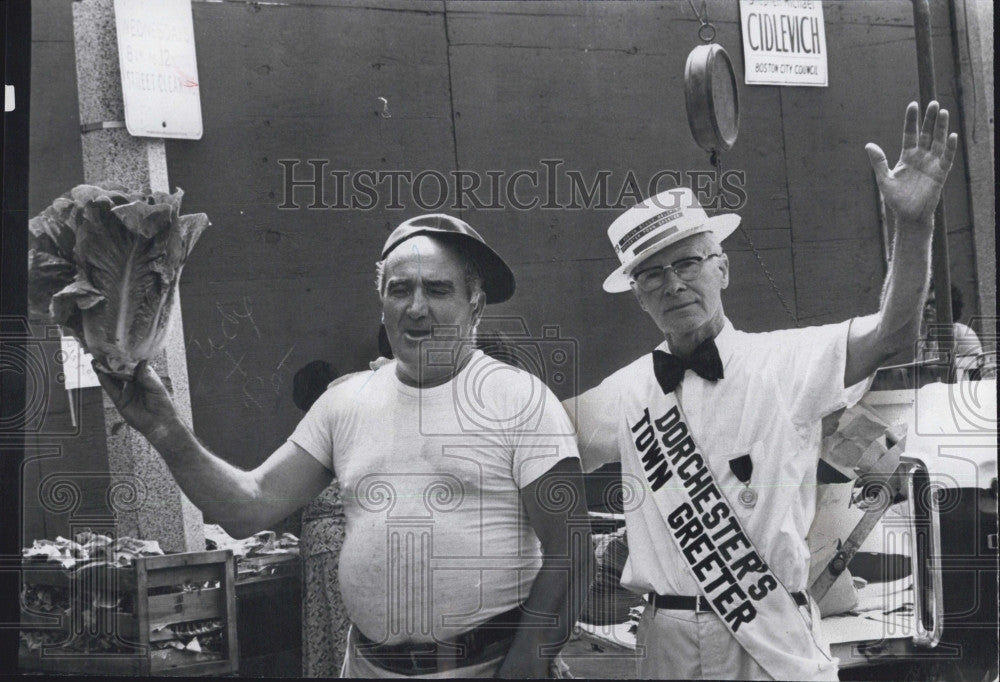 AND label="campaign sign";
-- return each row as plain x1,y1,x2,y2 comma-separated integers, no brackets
740,0,828,87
